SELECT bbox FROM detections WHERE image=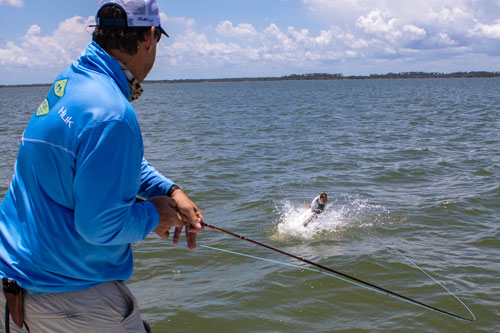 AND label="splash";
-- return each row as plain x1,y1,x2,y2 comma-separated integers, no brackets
272,196,393,241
